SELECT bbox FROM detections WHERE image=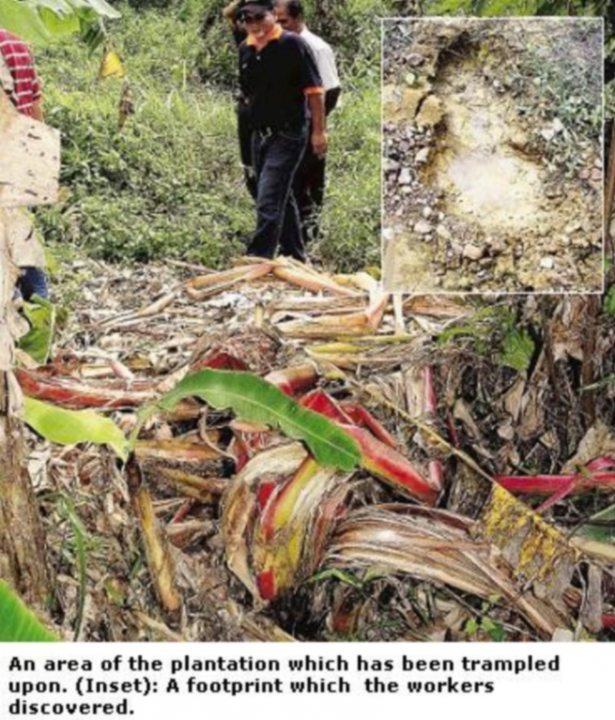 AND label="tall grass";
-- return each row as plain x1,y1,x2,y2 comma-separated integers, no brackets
35,1,383,270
